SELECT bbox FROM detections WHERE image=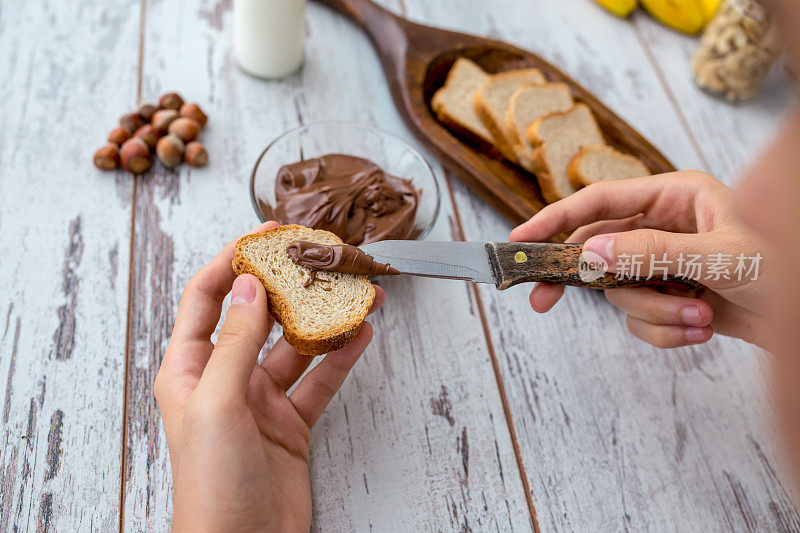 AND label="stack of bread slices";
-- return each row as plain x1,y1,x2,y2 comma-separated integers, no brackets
432,58,651,203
